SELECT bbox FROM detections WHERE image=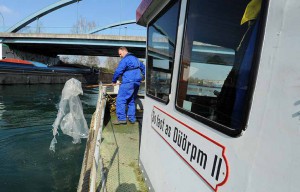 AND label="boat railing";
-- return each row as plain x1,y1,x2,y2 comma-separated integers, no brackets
77,83,107,192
